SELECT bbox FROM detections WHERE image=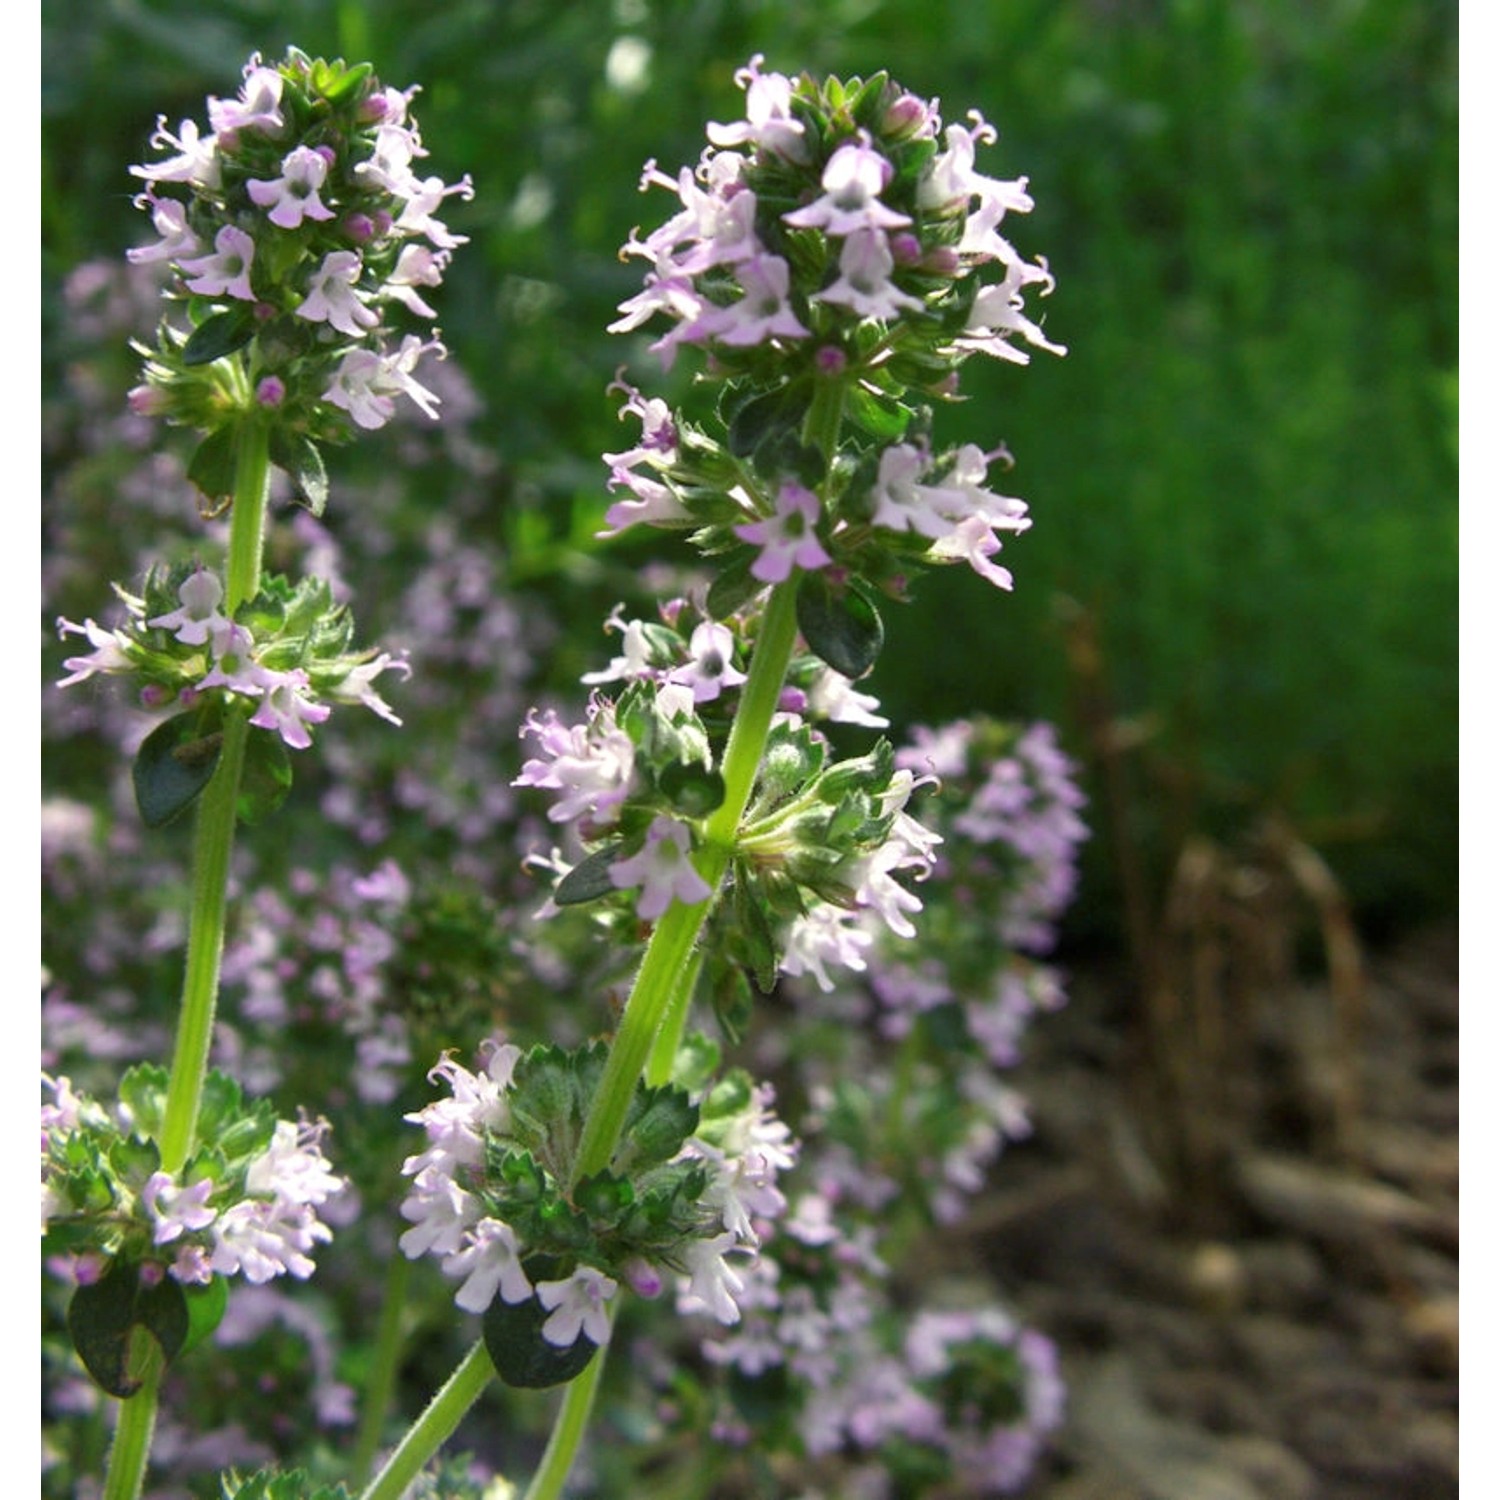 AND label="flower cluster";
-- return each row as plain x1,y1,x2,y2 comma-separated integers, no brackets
41,1067,343,1294
513,598,945,1047
128,49,468,456
56,566,406,762
603,60,1063,638
398,1037,795,1382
